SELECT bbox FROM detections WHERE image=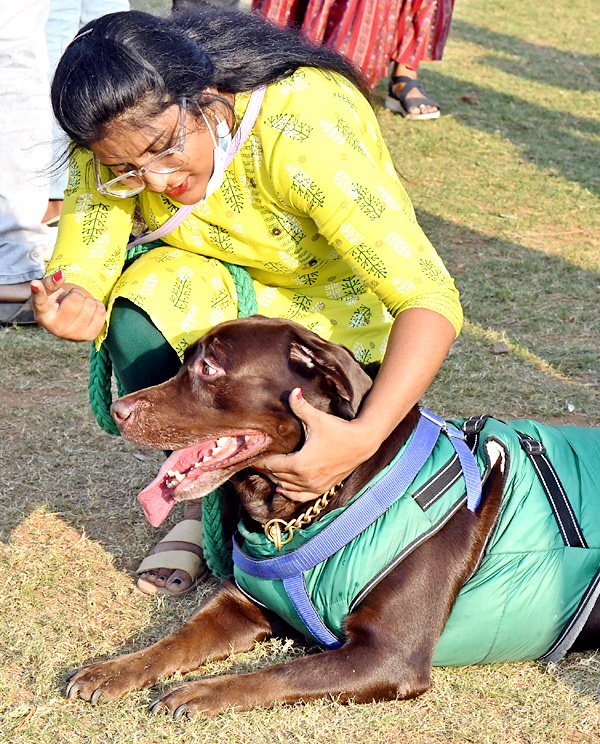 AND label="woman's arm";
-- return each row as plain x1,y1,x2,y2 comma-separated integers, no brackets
263,306,457,501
